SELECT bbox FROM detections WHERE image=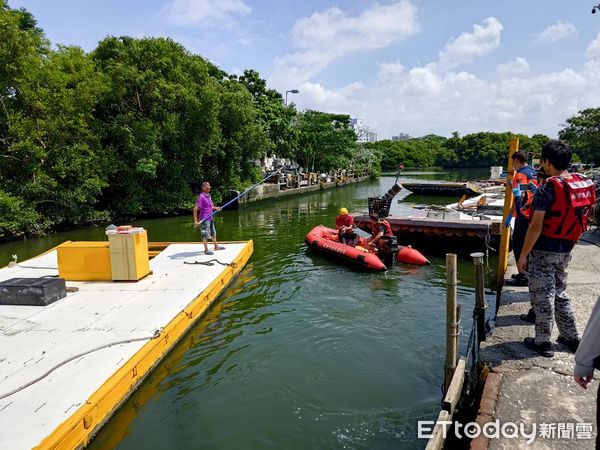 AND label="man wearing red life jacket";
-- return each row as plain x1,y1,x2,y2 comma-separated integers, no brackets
517,140,596,358
517,167,548,323
506,151,538,287
335,207,358,246
366,215,393,250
